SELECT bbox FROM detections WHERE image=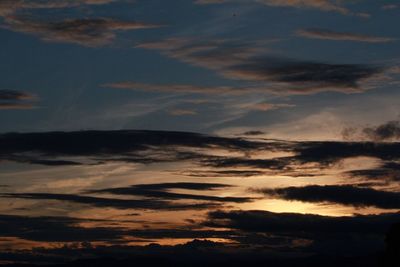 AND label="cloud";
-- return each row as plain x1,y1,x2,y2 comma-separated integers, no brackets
194,0,367,17
0,0,116,16
257,185,400,209
2,192,221,211
103,81,265,96
202,156,291,170
257,0,352,15
363,121,400,141
180,169,266,177
0,102,36,110
0,214,124,242
296,28,396,43
194,0,227,4
382,4,398,10
0,130,265,165
0,89,37,110
88,182,255,203
345,161,400,182
0,89,34,100
2,17,162,47
136,38,385,95
234,102,296,112
4,129,400,185
343,121,400,142
293,141,400,164
227,57,382,91
241,130,266,136
168,109,197,116
206,209,400,235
